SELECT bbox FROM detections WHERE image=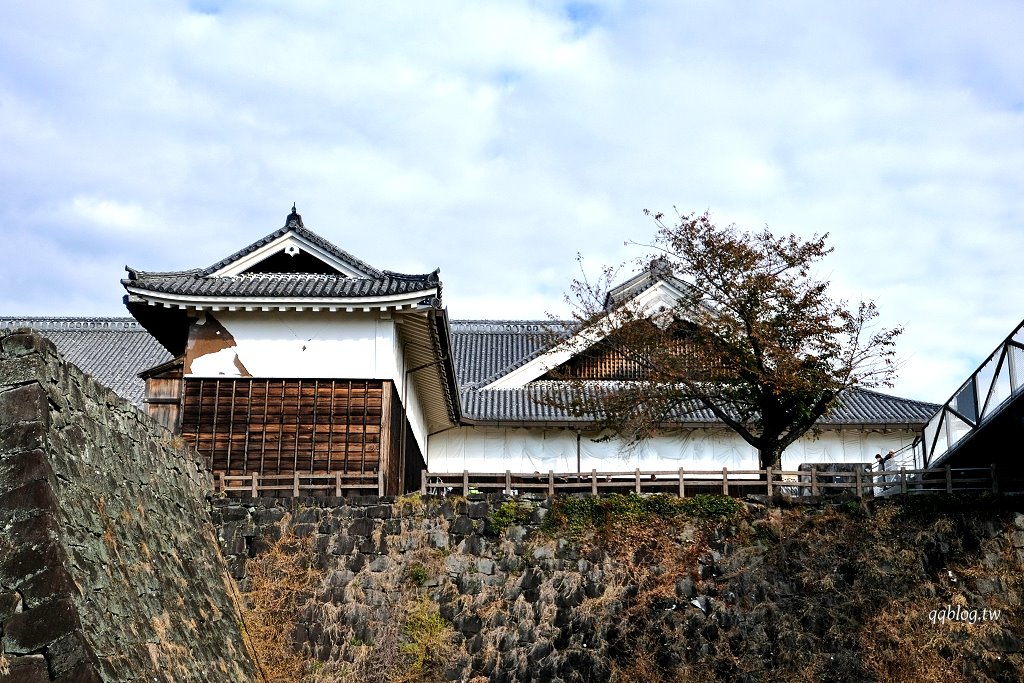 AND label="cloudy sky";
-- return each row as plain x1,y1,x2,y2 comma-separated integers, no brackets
1,1,1022,403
